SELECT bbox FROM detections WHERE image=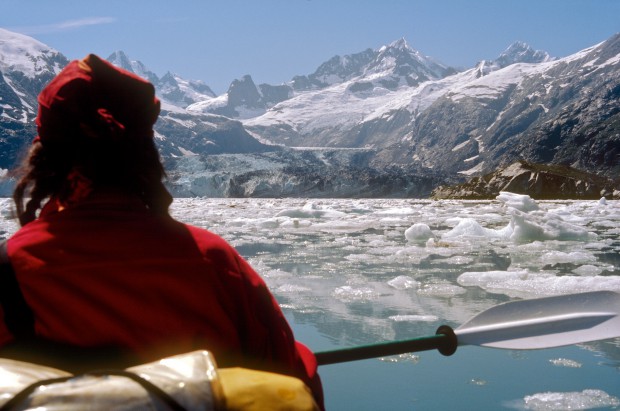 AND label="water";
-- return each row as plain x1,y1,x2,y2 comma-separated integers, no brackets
1,195,619,410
